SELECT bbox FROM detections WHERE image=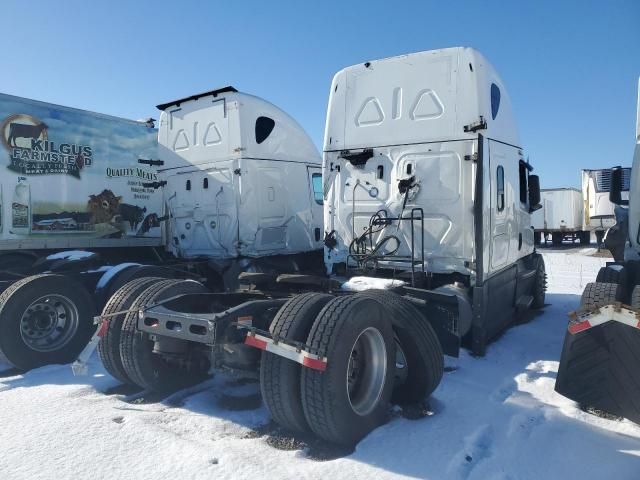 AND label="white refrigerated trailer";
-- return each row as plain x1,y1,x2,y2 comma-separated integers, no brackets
582,167,631,245
531,188,589,245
